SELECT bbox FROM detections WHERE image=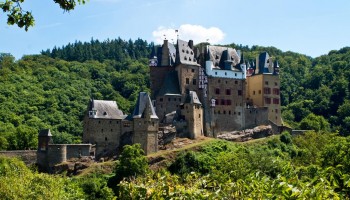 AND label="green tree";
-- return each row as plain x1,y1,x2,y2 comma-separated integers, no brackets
0,0,86,31
299,113,330,132
110,143,149,188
